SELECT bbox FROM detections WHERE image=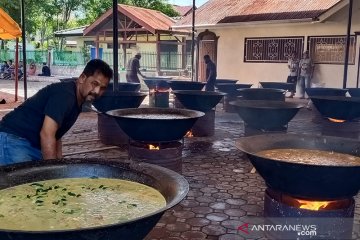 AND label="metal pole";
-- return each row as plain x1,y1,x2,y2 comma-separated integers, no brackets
191,0,196,81
343,0,353,89
21,0,27,99
113,0,119,91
